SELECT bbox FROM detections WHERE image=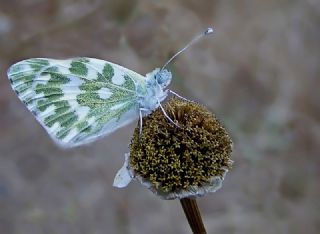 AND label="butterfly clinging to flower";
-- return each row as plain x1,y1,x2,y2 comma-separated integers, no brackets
7,28,213,148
